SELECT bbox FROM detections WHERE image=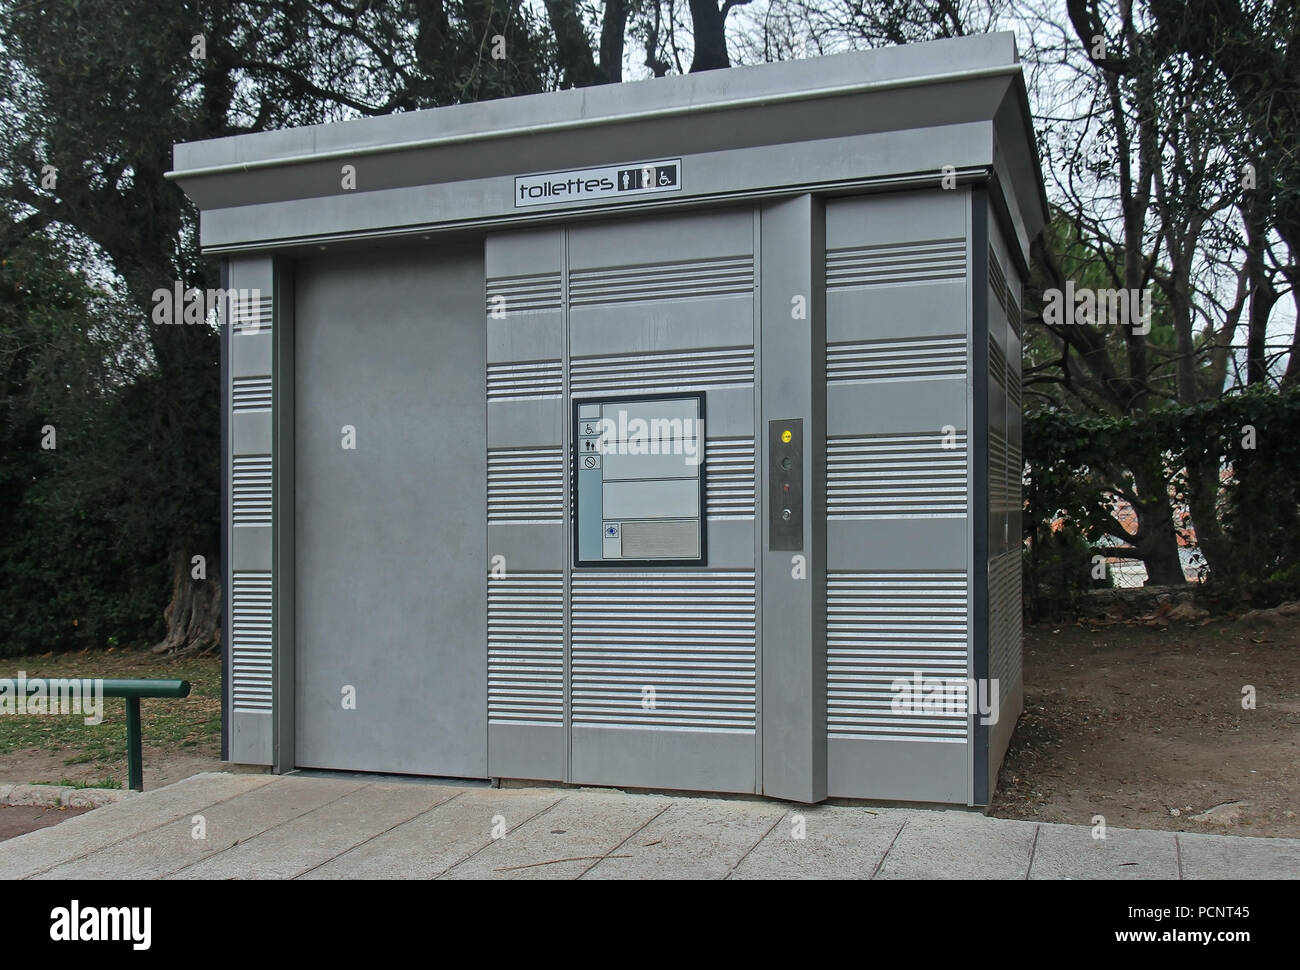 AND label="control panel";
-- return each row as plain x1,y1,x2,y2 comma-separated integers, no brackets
768,418,803,551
